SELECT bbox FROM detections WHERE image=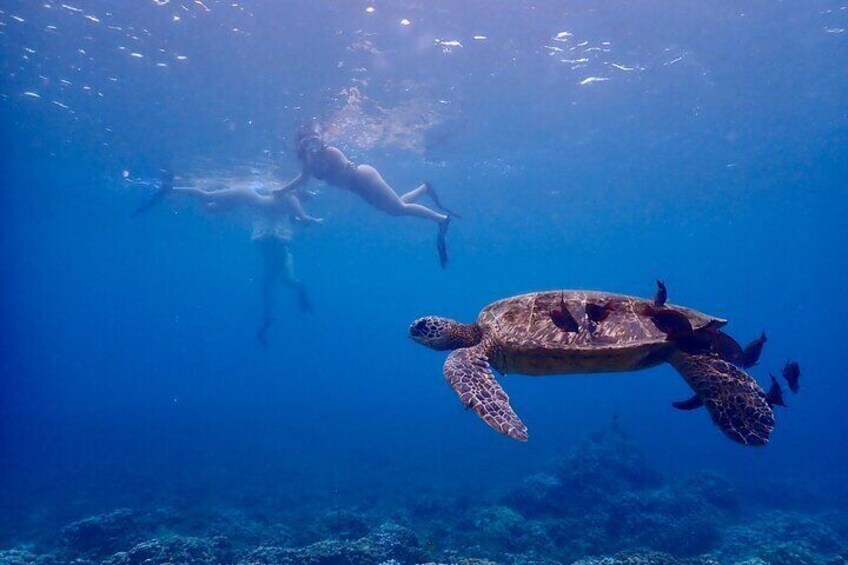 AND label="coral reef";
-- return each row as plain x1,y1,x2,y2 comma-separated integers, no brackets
571,550,721,565
505,425,662,520
716,510,847,564
306,508,372,542
101,535,231,565
1,426,846,565
202,508,293,549
490,426,733,562
0,549,67,565
238,522,425,564
60,509,151,558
